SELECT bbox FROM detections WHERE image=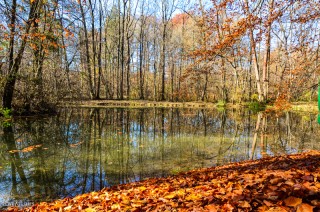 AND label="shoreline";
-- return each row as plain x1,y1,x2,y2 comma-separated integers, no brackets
6,150,320,211
60,100,318,112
